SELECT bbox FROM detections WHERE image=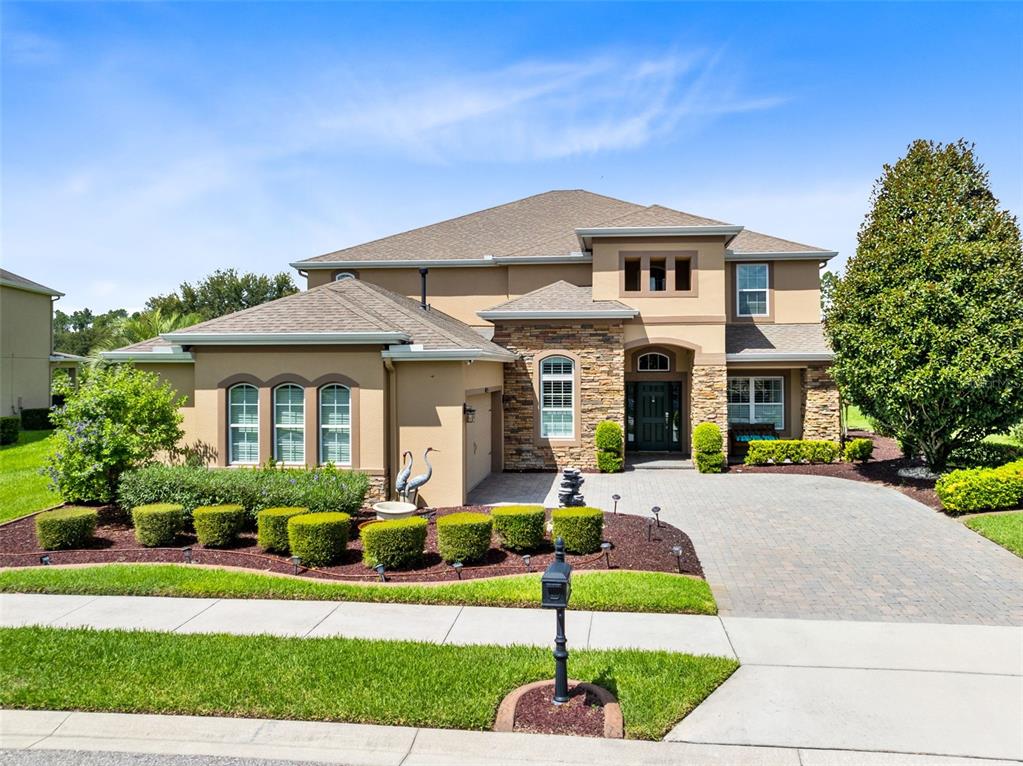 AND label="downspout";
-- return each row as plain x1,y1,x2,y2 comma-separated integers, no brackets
384,358,398,501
